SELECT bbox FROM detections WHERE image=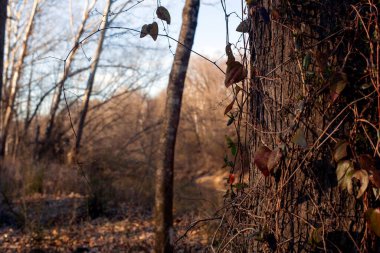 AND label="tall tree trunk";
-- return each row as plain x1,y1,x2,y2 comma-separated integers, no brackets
154,0,200,252
70,0,111,161
40,0,95,158
0,0,38,158
0,0,7,108
216,0,379,252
